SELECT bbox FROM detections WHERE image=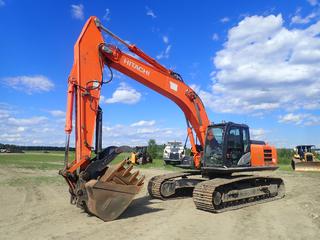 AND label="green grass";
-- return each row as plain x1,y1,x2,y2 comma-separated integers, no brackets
0,149,296,172
278,164,293,171
0,151,180,171
277,148,293,165
0,151,70,170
